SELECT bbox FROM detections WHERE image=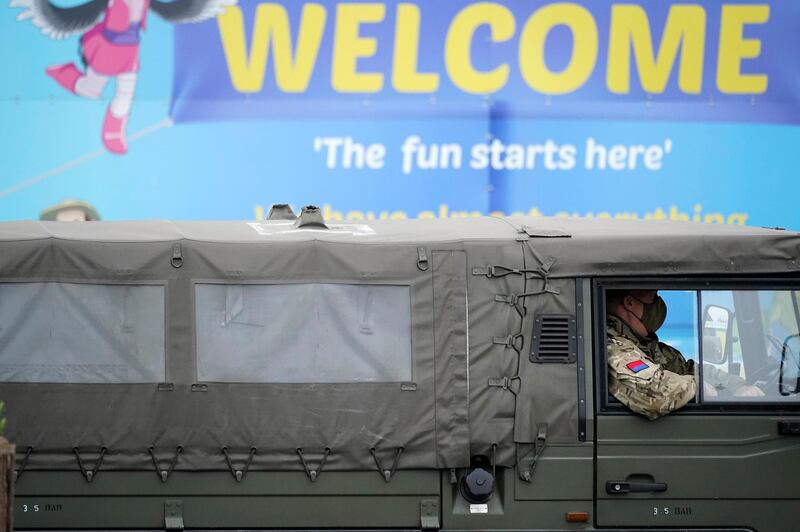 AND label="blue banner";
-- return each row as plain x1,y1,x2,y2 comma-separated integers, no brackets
1,0,798,231
172,0,800,123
